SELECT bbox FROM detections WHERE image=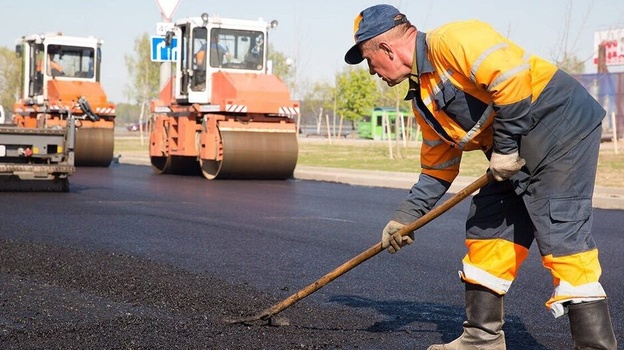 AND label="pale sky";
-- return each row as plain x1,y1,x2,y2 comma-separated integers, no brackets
2,0,623,103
